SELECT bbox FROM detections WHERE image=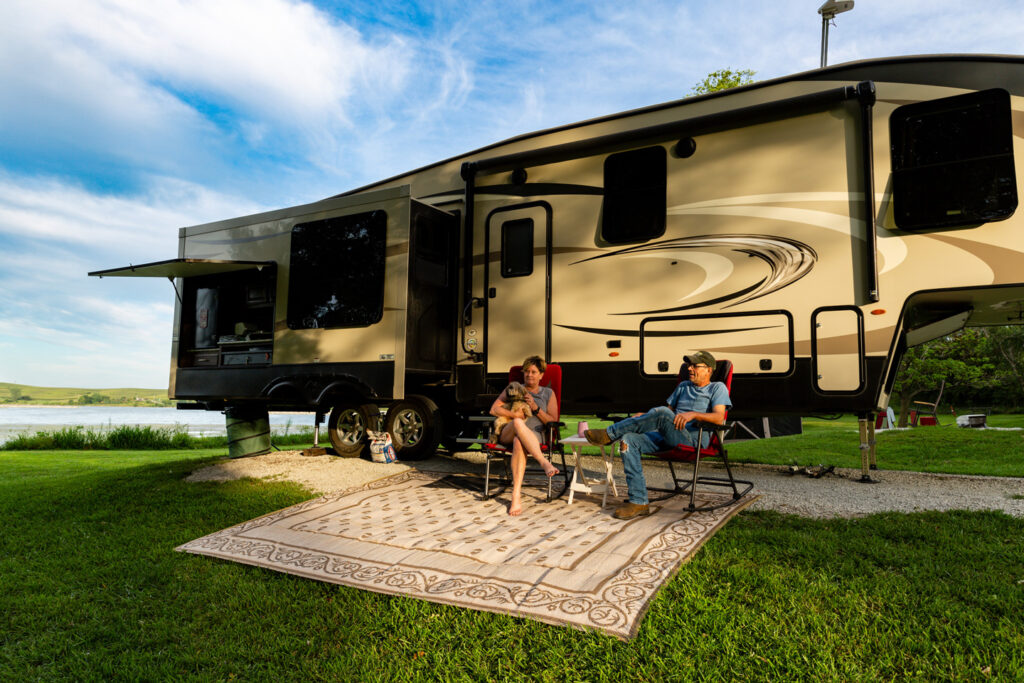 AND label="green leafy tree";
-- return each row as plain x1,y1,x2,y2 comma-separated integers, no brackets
979,326,1024,407
892,330,993,426
690,68,756,95
8,386,22,402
